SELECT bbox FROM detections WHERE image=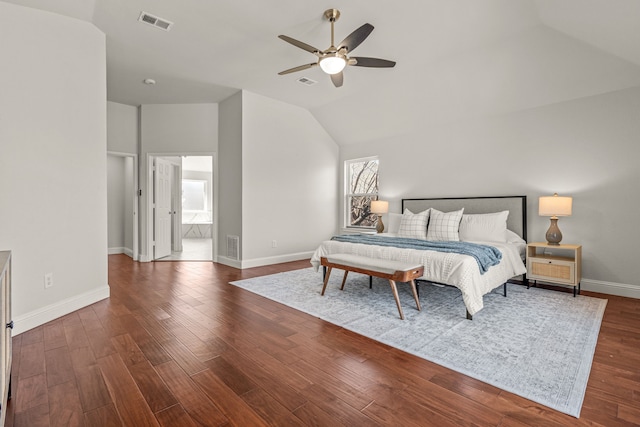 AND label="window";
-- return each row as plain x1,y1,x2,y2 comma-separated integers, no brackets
345,157,379,228
182,179,207,211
